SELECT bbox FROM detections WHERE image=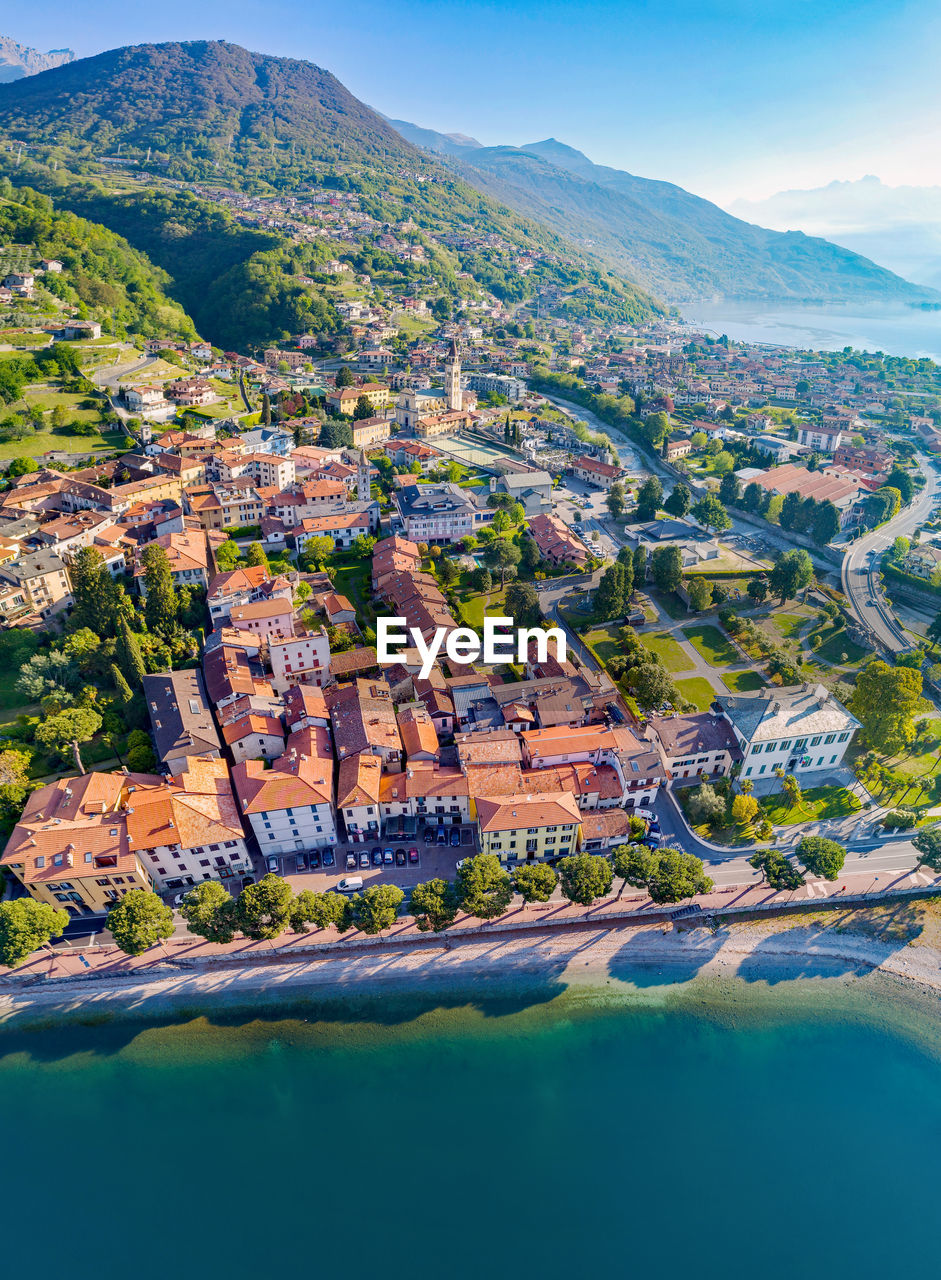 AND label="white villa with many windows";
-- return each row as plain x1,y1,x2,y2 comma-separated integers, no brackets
716,685,860,780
